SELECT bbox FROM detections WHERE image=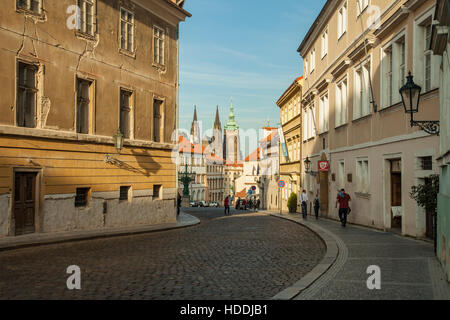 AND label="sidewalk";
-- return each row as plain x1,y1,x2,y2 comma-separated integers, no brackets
267,211,450,300
0,211,200,251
